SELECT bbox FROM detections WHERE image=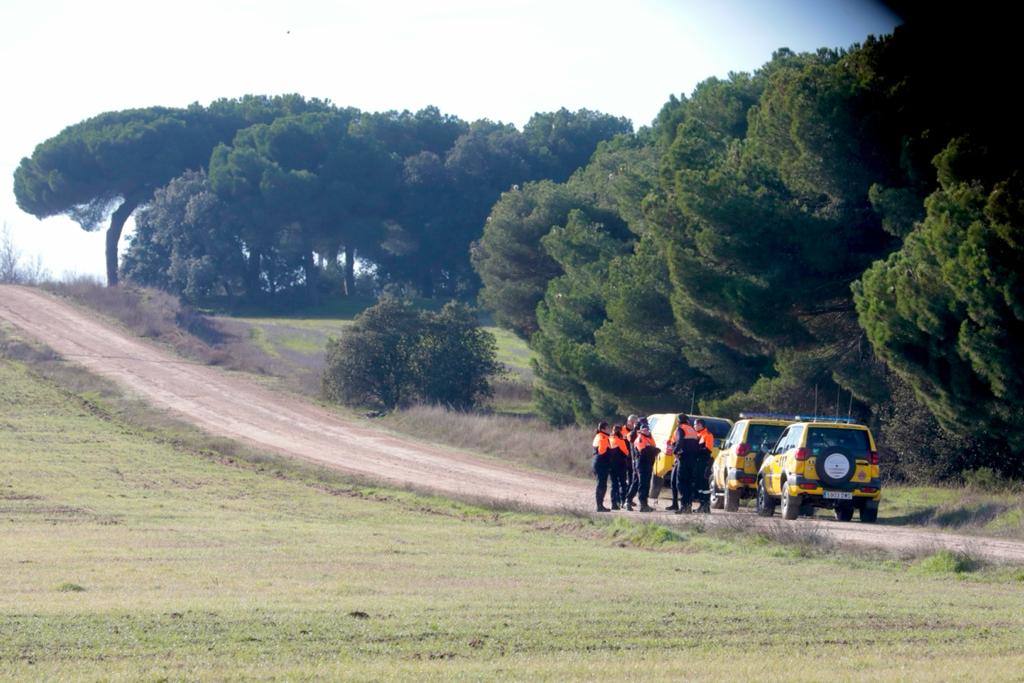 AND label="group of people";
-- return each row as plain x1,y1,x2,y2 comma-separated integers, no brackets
591,414,715,514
